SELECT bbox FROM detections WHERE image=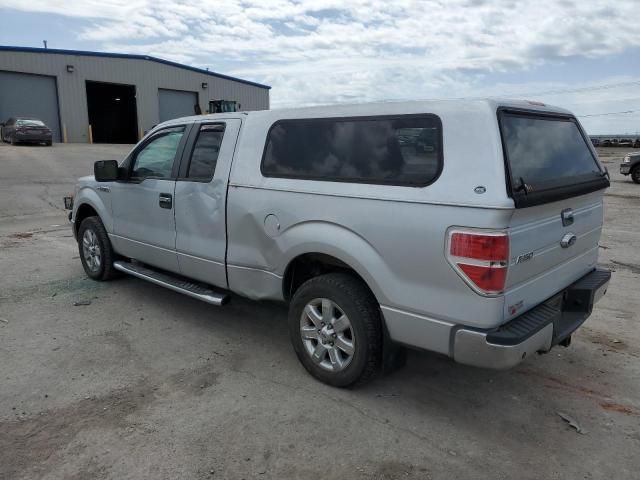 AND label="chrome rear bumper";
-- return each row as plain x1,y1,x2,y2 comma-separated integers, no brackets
454,323,553,369
453,268,611,369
